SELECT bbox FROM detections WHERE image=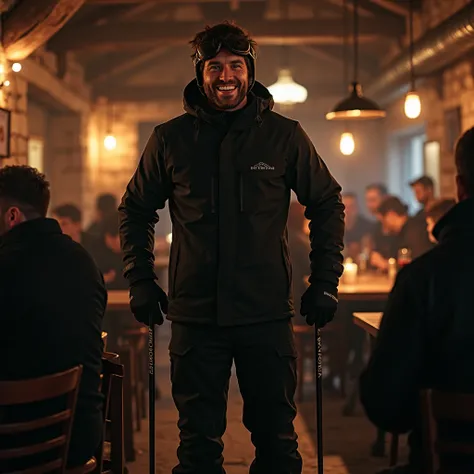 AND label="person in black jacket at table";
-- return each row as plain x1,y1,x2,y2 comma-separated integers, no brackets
0,166,106,470
360,126,474,473
370,196,433,271
119,22,344,474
